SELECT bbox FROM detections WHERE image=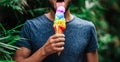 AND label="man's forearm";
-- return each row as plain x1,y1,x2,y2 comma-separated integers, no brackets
28,47,47,62
15,47,47,62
